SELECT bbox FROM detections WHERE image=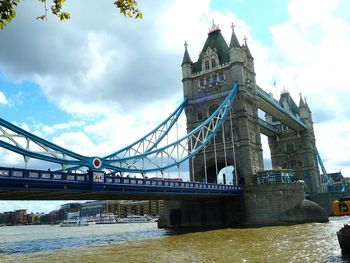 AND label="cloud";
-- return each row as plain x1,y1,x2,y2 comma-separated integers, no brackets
0,0,188,117
0,91,8,105
315,119,350,176
0,0,349,182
